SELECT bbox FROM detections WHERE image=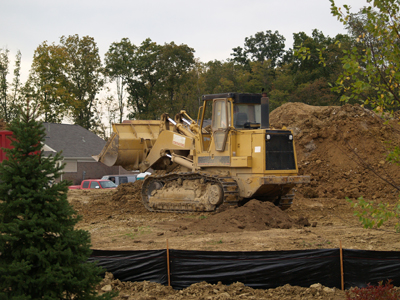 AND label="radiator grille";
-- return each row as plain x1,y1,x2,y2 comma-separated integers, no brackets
265,132,296,170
